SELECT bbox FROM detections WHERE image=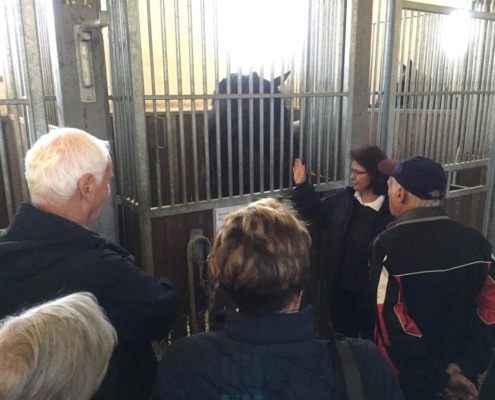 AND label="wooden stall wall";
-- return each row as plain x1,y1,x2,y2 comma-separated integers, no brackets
151,210,214,340
445,192,486,232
